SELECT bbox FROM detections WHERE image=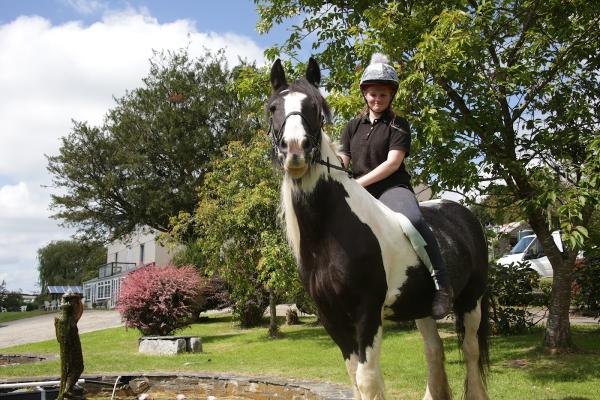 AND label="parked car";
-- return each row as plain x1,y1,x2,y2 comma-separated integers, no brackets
496,230,563,277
